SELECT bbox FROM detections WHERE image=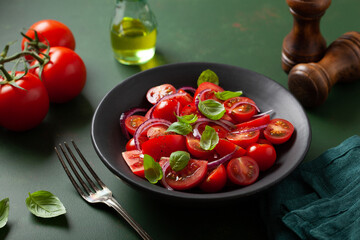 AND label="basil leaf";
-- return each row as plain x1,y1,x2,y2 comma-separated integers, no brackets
198,99,226,120
143,154,163,184
200,125,219,150
0,198,9,228
26,191,66,218
197,69,219,86
214,90,243,101
176,114,198,124
169,151,190,171
166,122,192,135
